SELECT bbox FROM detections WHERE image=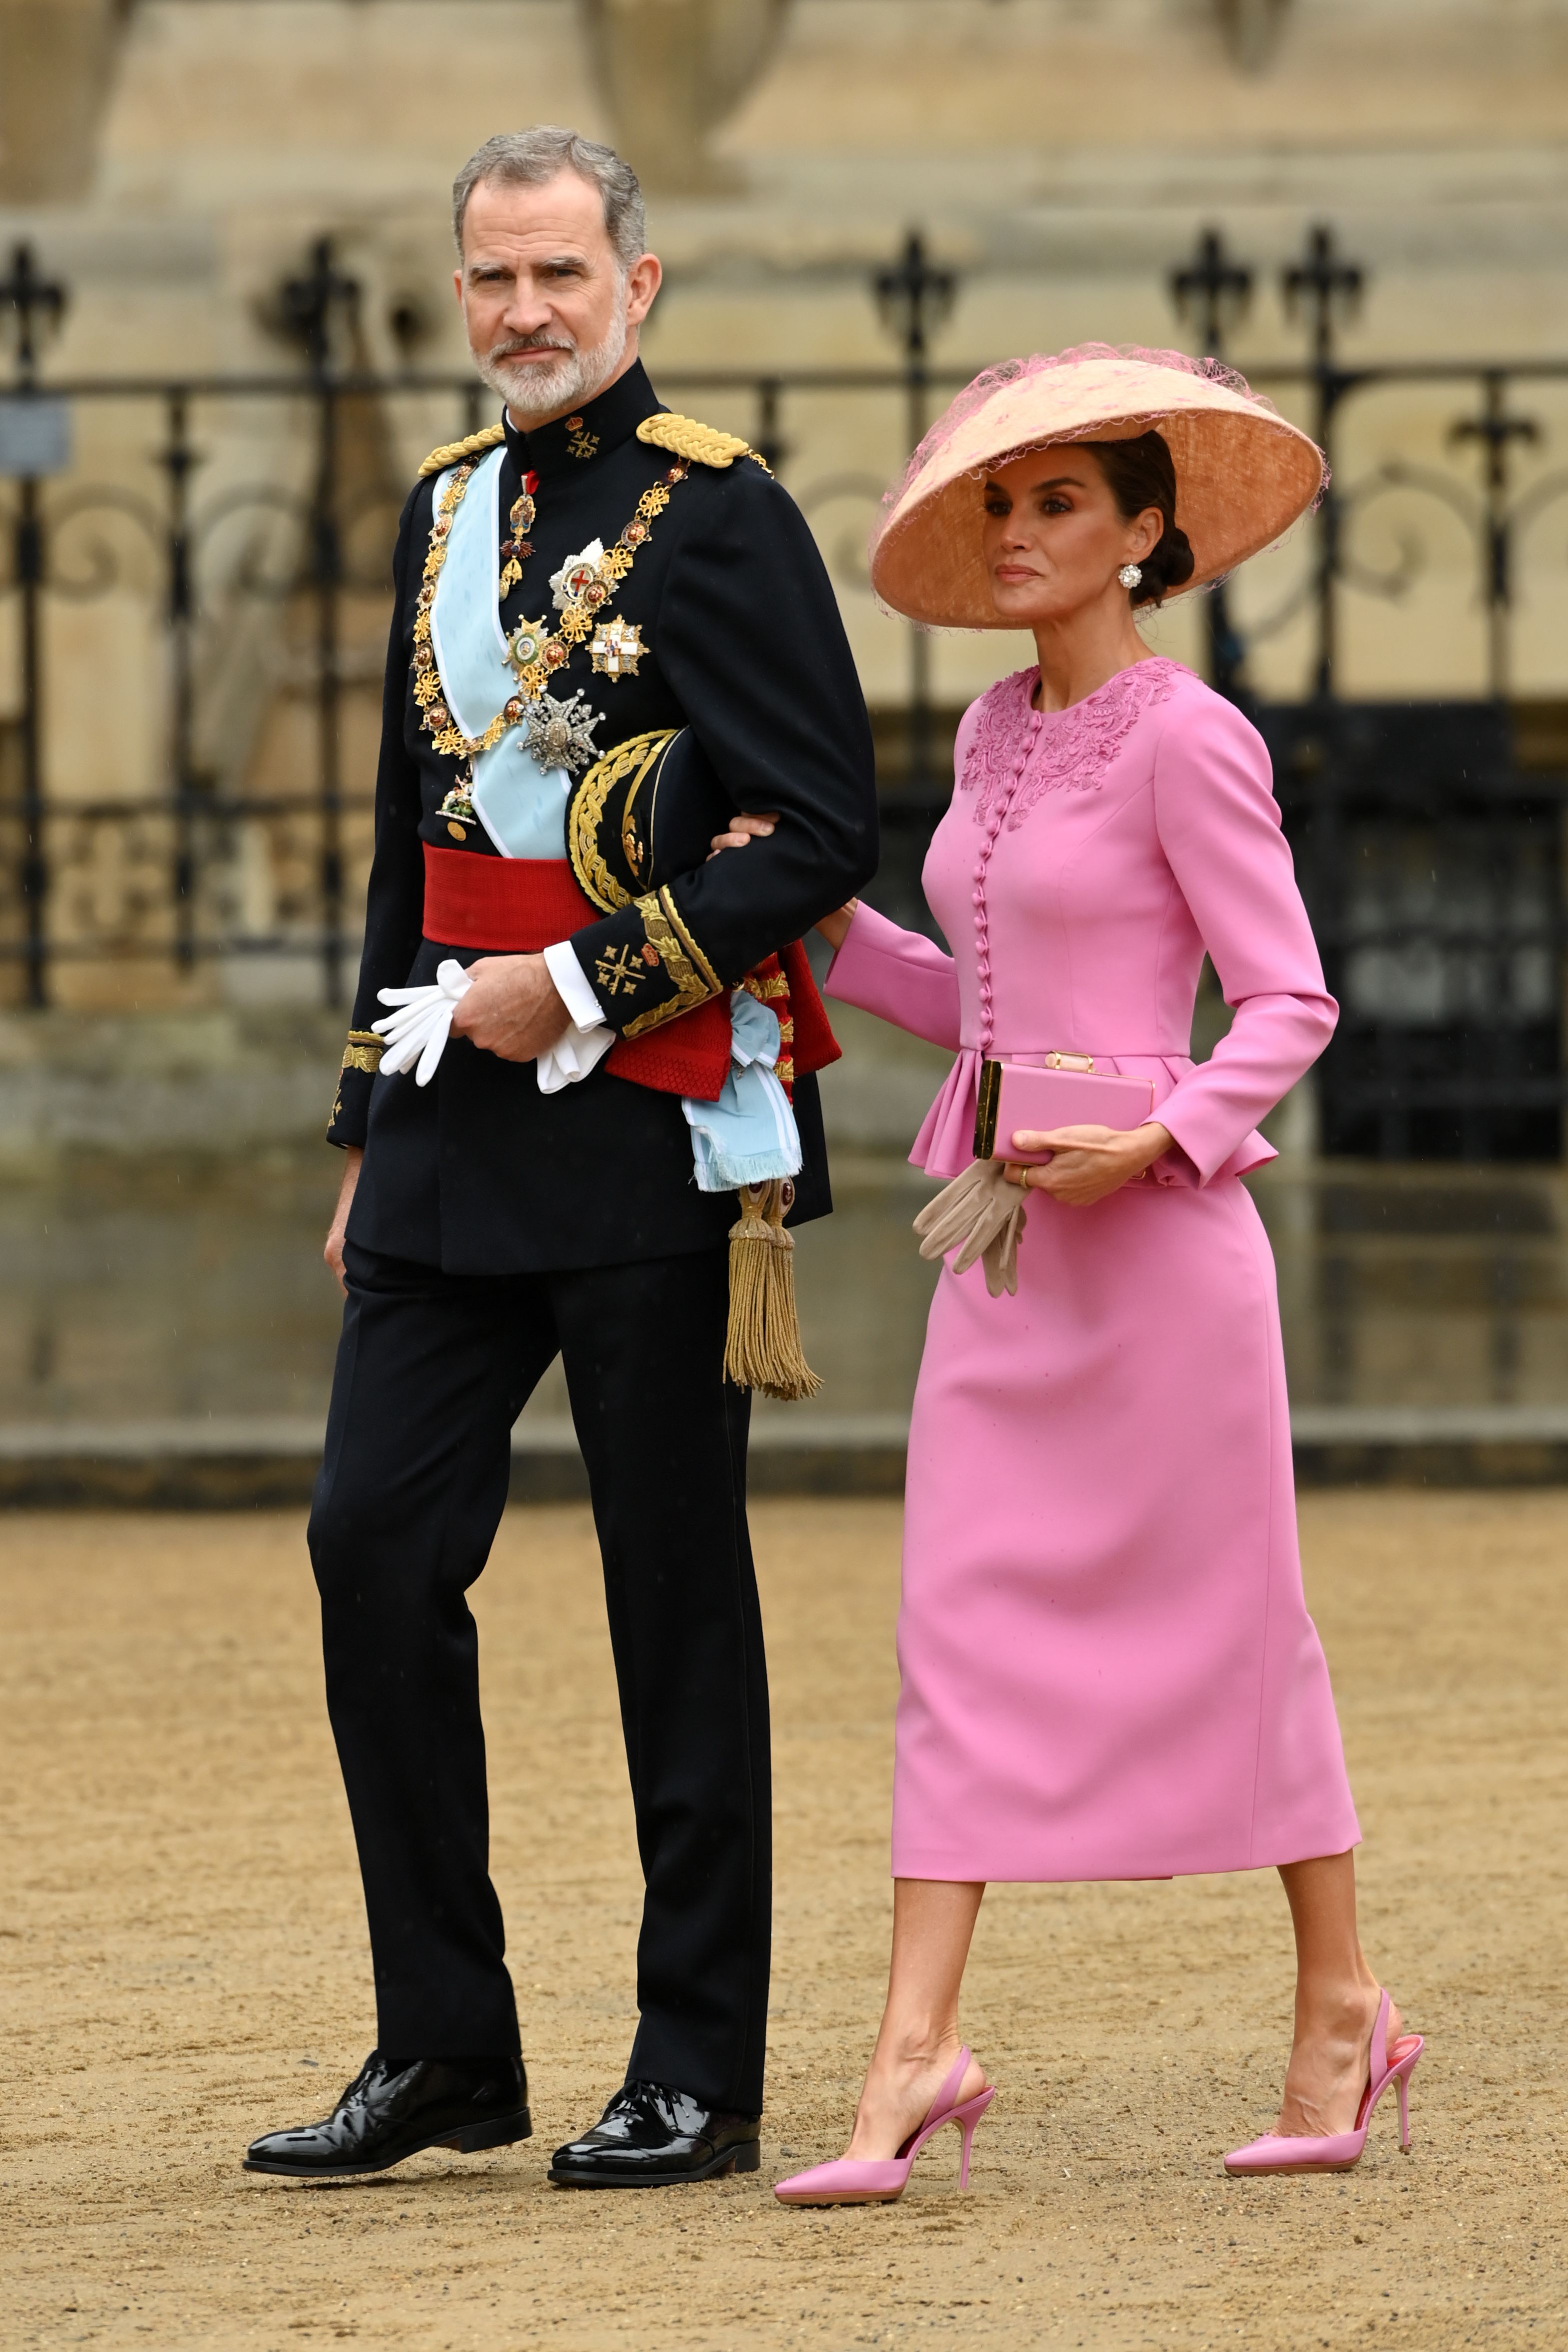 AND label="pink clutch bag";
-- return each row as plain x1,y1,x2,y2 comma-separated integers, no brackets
973,1054,1156,1165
